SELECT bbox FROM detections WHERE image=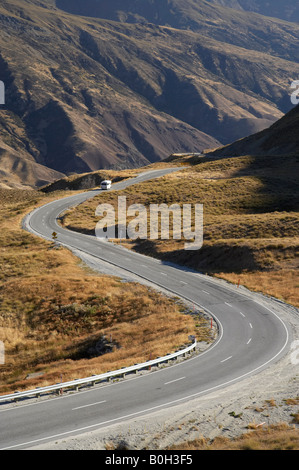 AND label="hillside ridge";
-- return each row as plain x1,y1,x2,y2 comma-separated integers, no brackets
0,0,298,188
207,104,299,157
